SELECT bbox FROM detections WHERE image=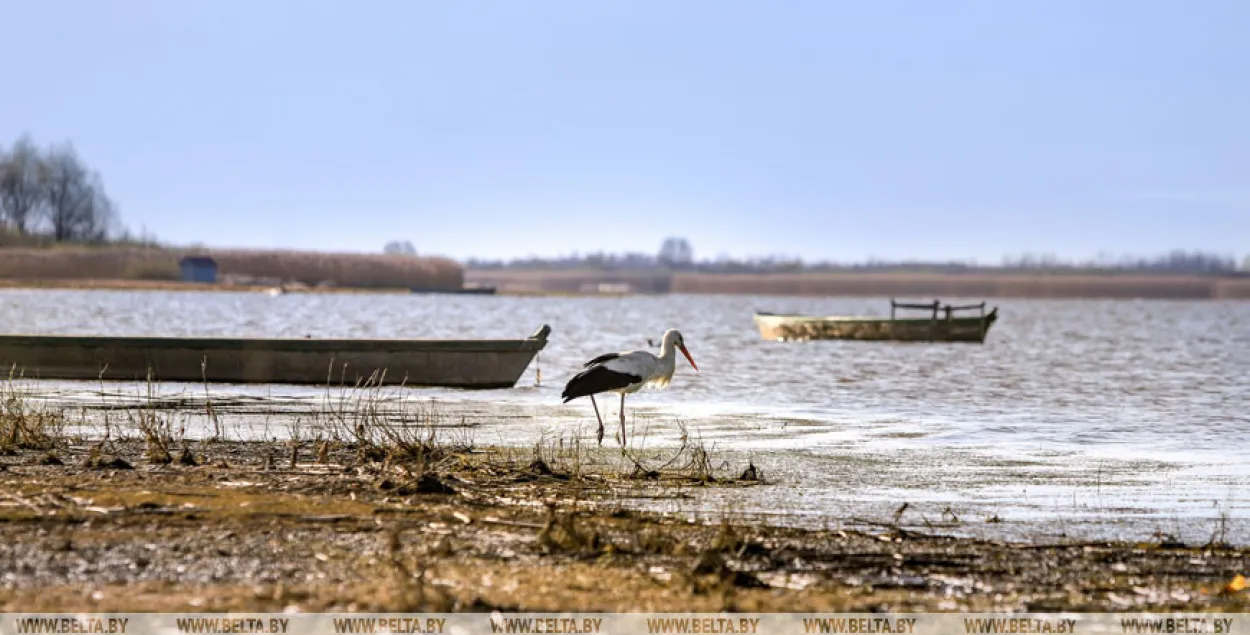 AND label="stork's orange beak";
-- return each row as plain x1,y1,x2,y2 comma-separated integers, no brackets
679,344,698,371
